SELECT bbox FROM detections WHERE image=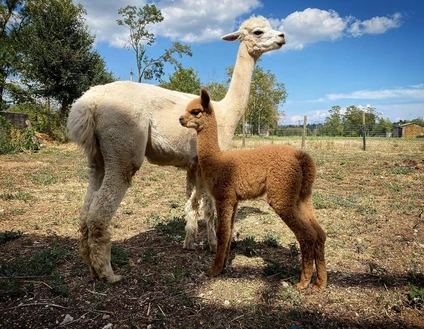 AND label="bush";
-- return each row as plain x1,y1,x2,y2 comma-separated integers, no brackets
0,116,38,154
